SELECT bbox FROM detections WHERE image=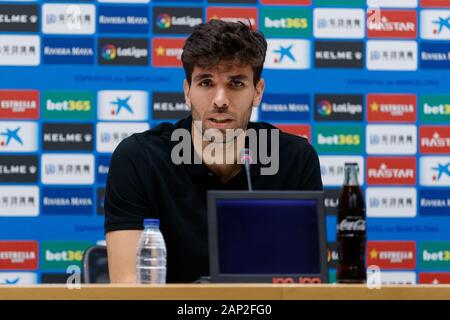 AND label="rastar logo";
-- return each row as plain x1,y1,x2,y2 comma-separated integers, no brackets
421,0,450,7
367,241,416,270
419,242,450,269
0,90,39,119
276,124,311,141
152,37,184,67
0,241,38,270
420,126,450,154
367,10,417,39
367,94,416,122
419,273,450,284
367,157,416,185
206,7,258,29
